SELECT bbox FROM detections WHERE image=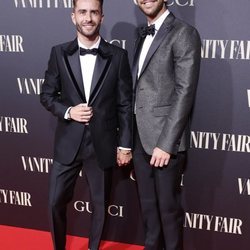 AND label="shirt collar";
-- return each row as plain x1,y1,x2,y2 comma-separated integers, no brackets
149,9,170,32
78,36,101,49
